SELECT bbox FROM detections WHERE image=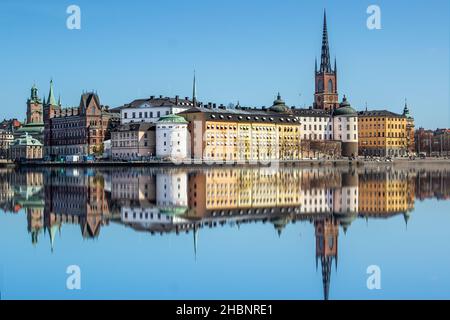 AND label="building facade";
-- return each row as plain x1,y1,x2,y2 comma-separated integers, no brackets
118,96,194,125
44,81,119,157
155,114,189,160
0,130,14,158
358,110,409,157
10,133,43,161
111,123,156,160
332,96,358,157
180,95,302,162
415,128,450,157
